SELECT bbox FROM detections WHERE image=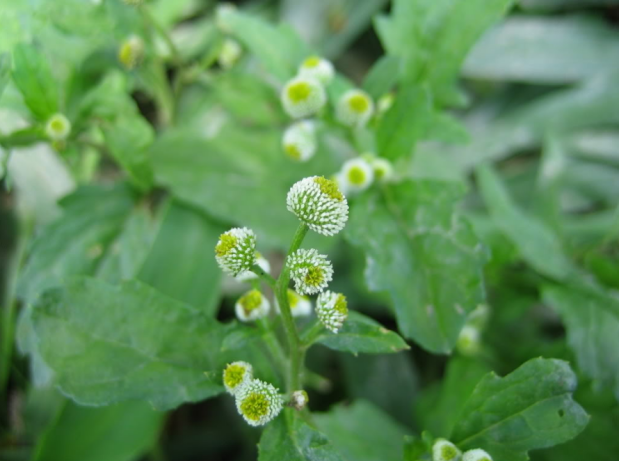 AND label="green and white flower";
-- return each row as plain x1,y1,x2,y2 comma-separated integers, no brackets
463,449,493,461
456,325,481,356
45,113,71,141
291,390,309,410
218,38,242,69
340,158,374,193
287,249,333,295
235,289,270,322
336,89,374,127
281,76,326,119
287,176,348,236
298,56,334,85
235,379,283,426
432,439,462,461
215,227,257,276
275,289,312,317
118,35,144,70
236,252,271,282
223,361,253,395
282,120,317,162
316,291,348,333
